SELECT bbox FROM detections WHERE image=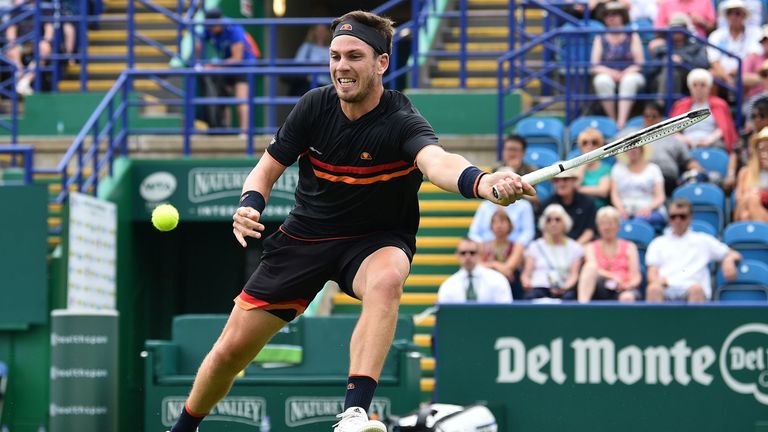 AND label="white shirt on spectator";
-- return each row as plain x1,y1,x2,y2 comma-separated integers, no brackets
629,0,658,22
708,25,763,74
645,229,731,298
468,199,535,246
611,162,665,214
524,237,584,288
437,266,513,303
